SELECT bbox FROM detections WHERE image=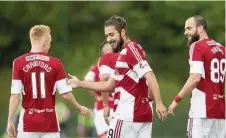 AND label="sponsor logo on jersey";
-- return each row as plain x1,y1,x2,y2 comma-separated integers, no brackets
211,46,224,54
26,55,50,61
